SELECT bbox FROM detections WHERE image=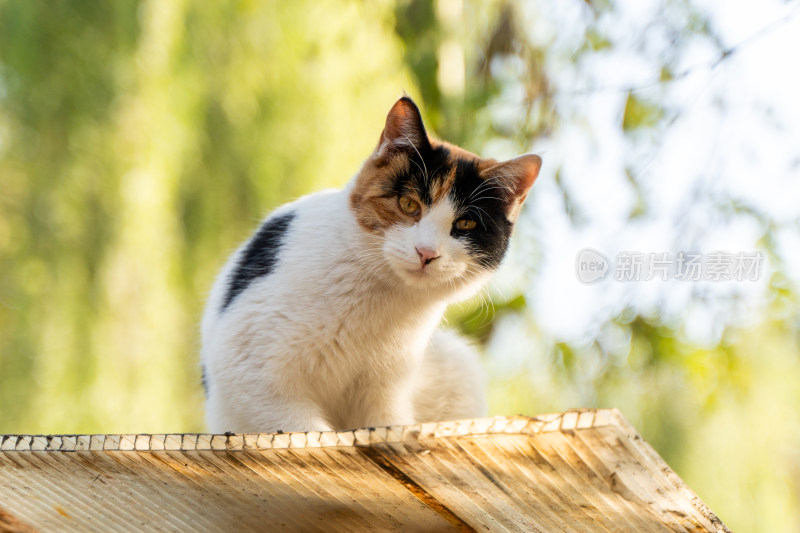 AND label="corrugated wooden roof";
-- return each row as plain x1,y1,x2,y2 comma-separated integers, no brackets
0,409,728,532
